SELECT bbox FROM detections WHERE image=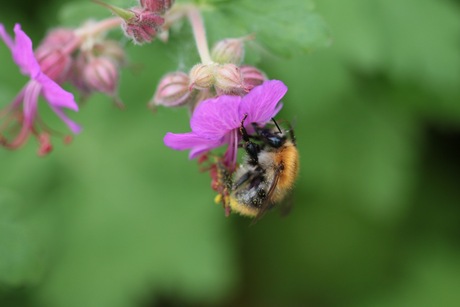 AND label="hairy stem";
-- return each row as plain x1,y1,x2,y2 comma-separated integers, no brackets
187,7,212,64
